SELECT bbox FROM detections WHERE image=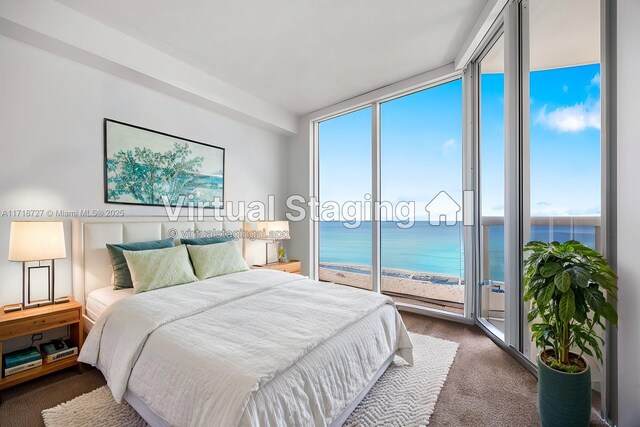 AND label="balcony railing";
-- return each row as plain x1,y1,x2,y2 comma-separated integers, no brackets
481,215,601,280
319,216,601,313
